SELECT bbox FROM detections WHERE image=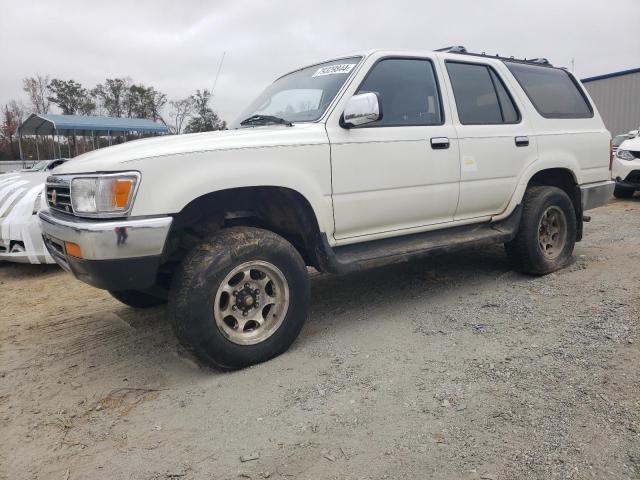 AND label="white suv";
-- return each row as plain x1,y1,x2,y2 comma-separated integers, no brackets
39,47,614,369
612,134,640,198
